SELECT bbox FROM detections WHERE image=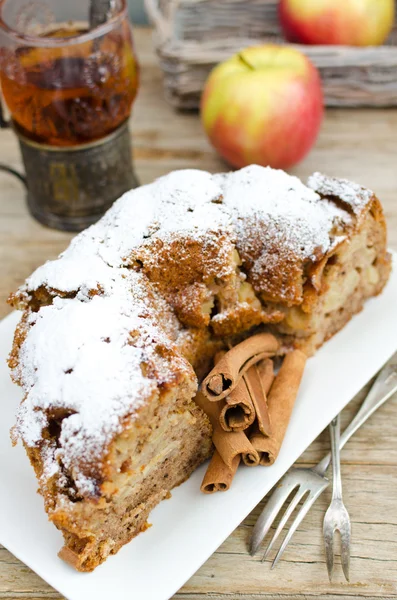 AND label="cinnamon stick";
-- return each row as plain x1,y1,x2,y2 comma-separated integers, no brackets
242,359,274,466
256,358,275,395
197,386,258,492
201,451,240,493
220,358,274,434
212,428,259,467
214,349,256,432
249,350,307,466
202,333,279,401
244,363,272,436
218,378,256,432
195,391,259,468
